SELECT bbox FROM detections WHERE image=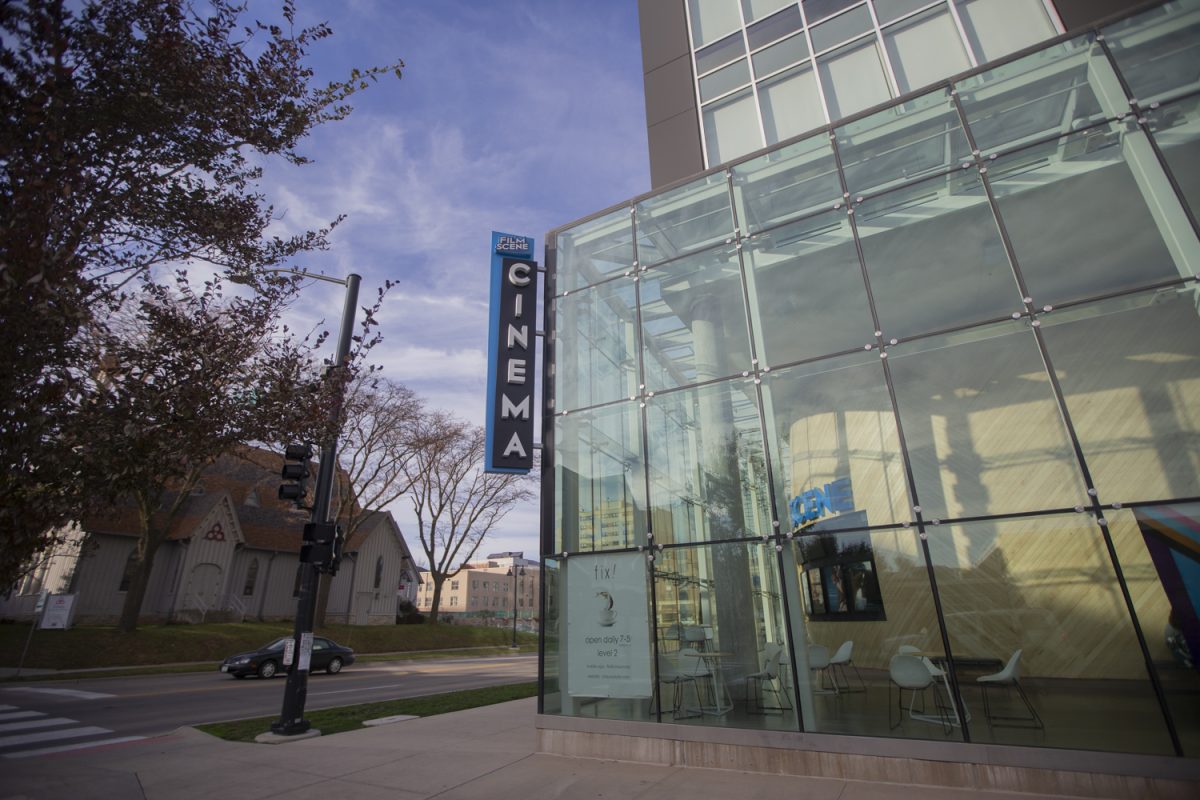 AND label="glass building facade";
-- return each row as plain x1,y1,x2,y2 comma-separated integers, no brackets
541,0,1200,761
